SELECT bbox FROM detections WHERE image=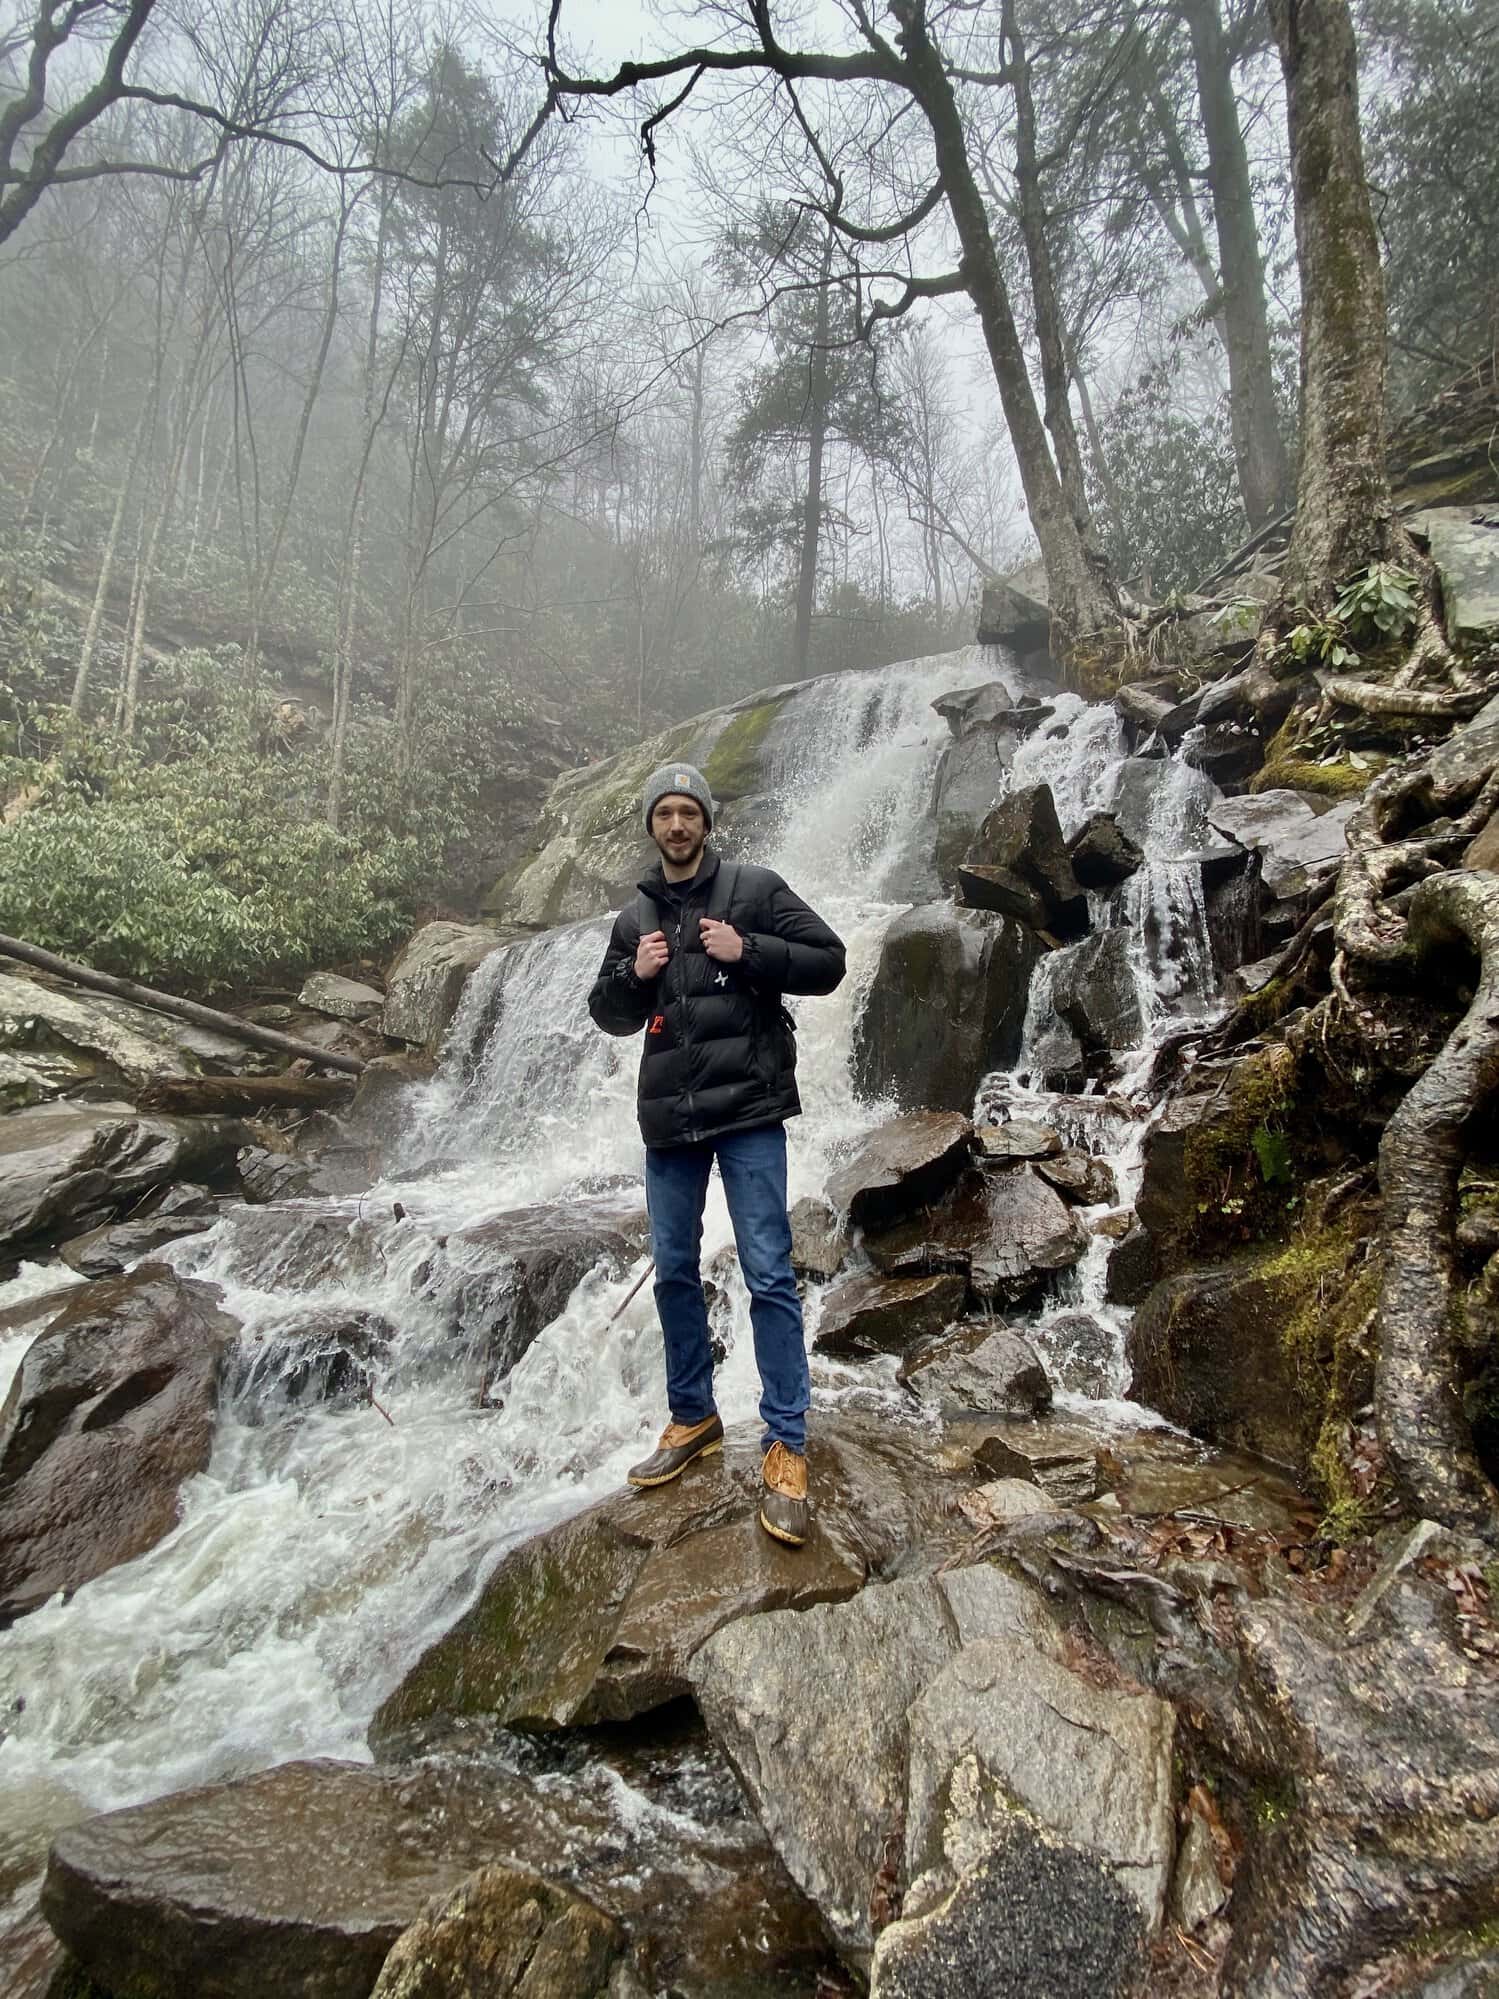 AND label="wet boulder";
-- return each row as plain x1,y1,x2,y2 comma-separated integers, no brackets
1037,1148,1118,1206
1182,721,1262,789
237,1145,319,1204
1208,790,1357,900
960,784,1087,937
787,1195,848,1281
42,1759,550,1999
59,1184,219,1276
1113,682,1178,737
980,1165,1089,1303
0,1266,238,1621
825,1111,971,1231
964,1419,1106,1505
977,569,1050,652
1129,1241,1377,1477
954,860,1049,929
973,1118,1061,1162
1042,929,1147,1058
0,1101,245,1260
229,1307,397,1417
381,921,501,1053
862,1167,1084,1306
418,1197,646,1393
1034,1312,1118,1398
371,1417,966,1749
898,1321,1052,1417
932,680,1017,736
1105,1222,1158,1307
371,1865,641,1999
688,1563,1061,1967
298,972,384,1023
931,730,1011,885
1066,812,1143,890
900,1631,1177,1929
812,1271,967,1358
854,904,1038,1113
